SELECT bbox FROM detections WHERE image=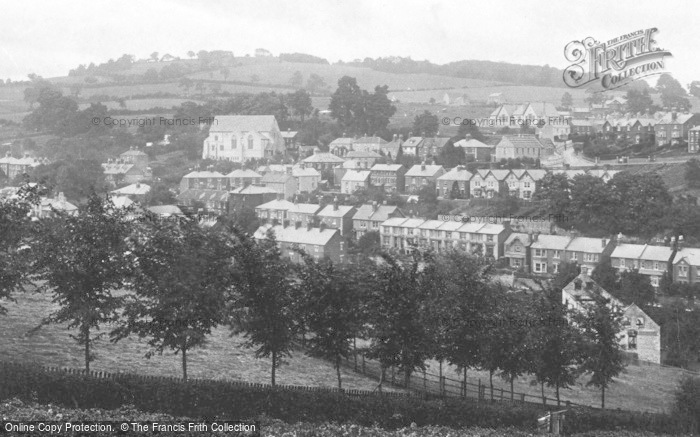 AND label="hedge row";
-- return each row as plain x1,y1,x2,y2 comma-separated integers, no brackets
0,362,683,434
